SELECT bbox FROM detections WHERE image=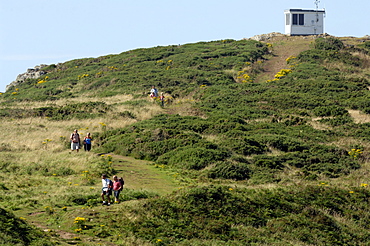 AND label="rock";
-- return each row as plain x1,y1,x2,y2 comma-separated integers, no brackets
248,32,286,41
6,64,48,91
